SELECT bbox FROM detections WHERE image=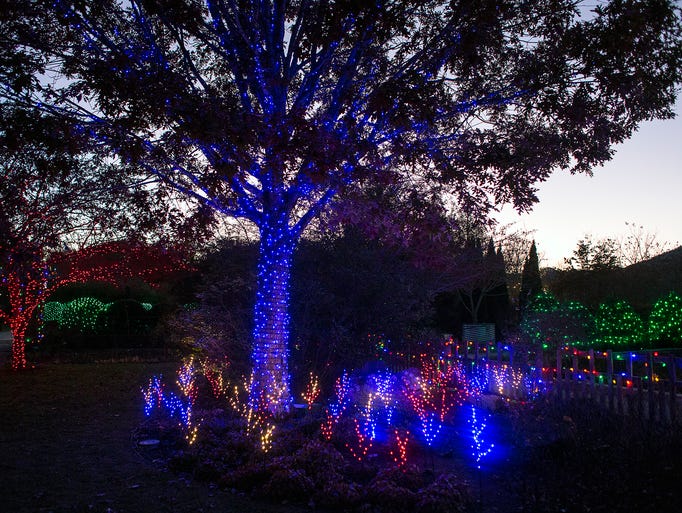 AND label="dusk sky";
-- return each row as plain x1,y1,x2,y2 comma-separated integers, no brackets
495,98,682,268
